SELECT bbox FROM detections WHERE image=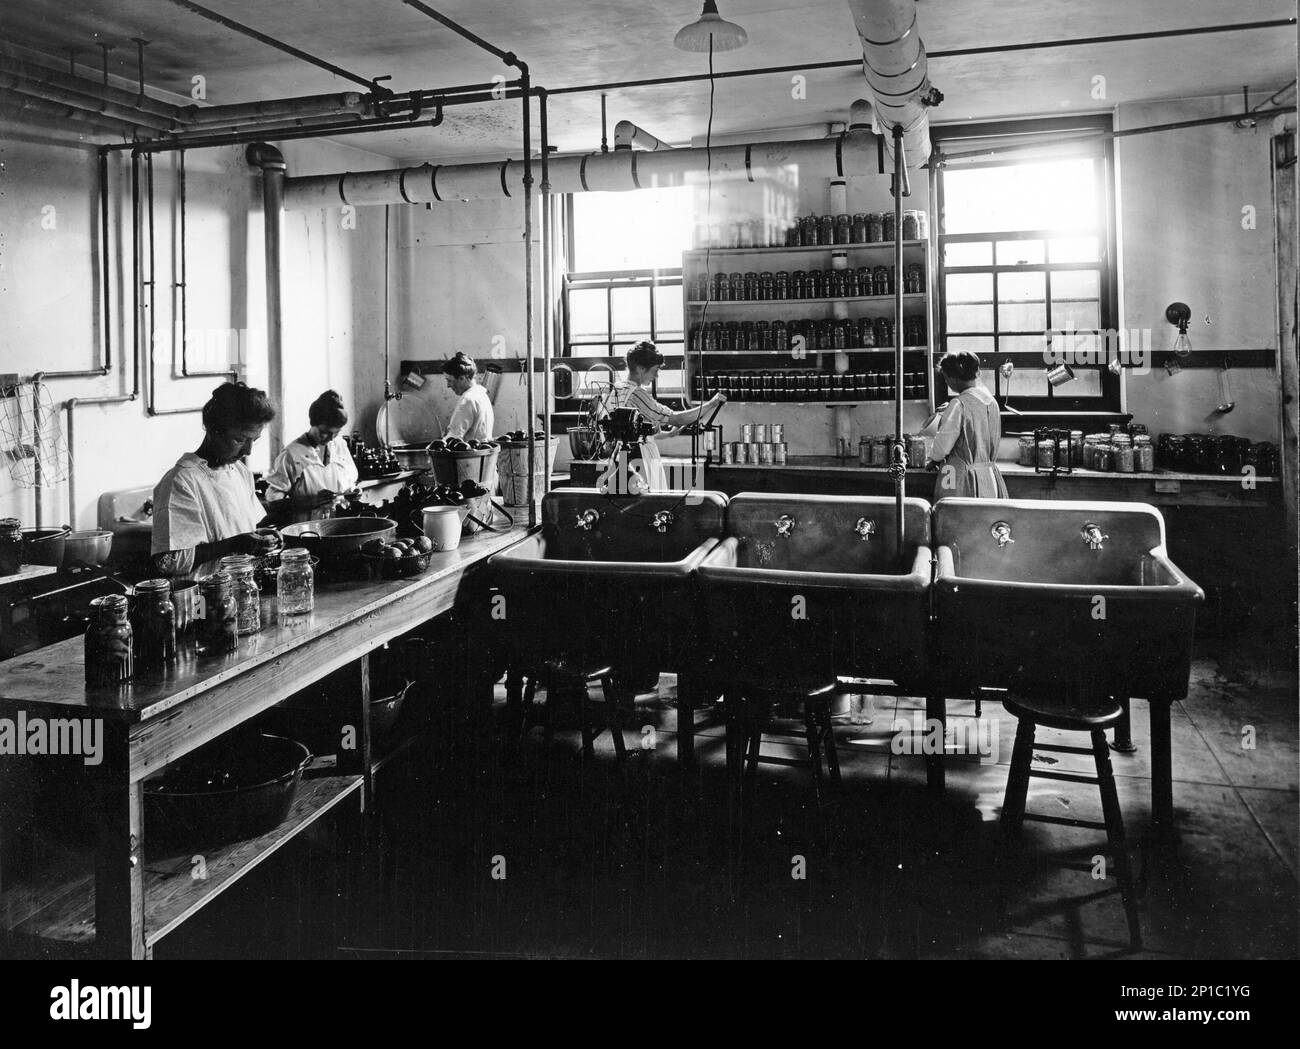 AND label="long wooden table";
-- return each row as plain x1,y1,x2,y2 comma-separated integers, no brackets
0,525,530,958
